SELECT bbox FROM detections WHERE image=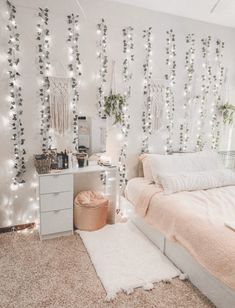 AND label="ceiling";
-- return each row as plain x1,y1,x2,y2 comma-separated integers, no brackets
107,0,235,28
